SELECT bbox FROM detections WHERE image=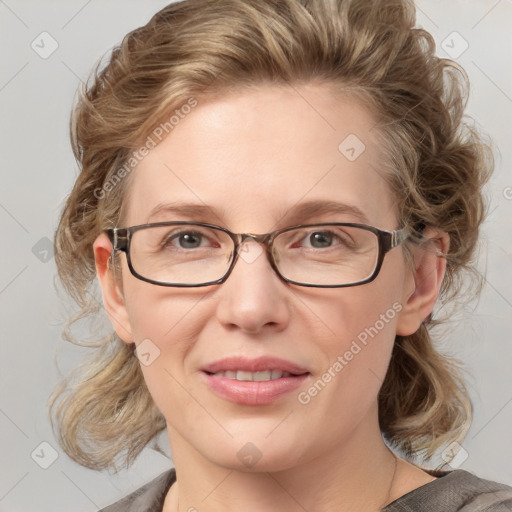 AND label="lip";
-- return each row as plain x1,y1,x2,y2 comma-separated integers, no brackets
202,373,310,405
200,356,311,405
201,356,309,375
